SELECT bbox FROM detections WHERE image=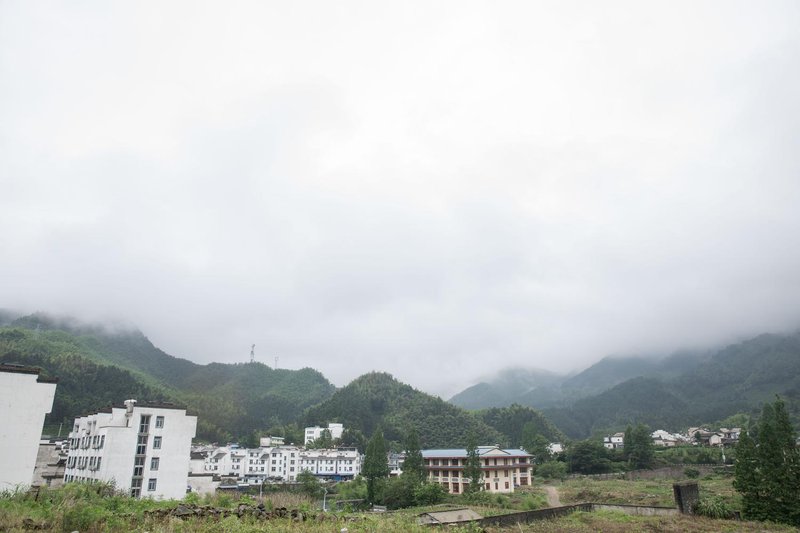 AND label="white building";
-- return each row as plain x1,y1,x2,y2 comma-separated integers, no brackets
603,432,625,450
64,400,197,500
298,447,361,480
0,364,57,490
304,423,344,445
